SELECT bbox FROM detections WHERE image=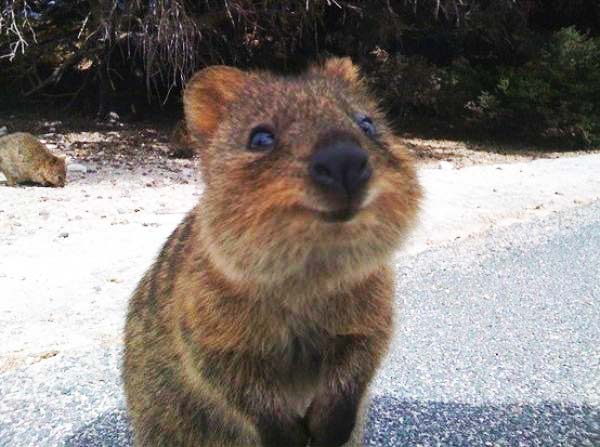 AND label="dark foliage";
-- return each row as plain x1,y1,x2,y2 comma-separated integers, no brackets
1,1,599,145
